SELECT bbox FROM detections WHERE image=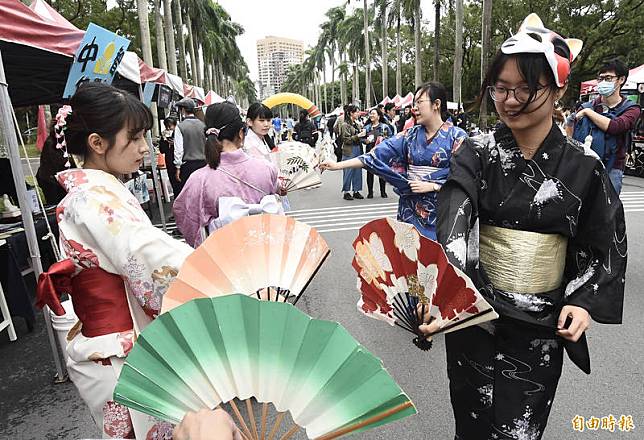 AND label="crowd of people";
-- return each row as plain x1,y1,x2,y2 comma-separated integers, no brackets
29,12,639,440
